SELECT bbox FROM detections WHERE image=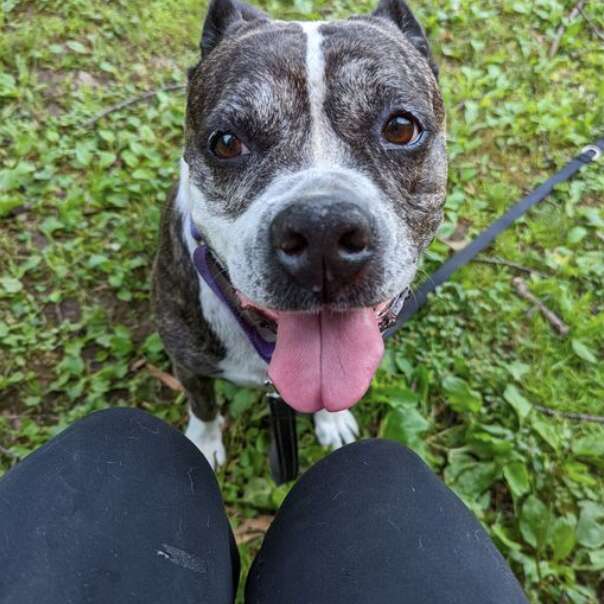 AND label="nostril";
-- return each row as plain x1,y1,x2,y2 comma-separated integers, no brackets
279,230,307,256
338,228,369,255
